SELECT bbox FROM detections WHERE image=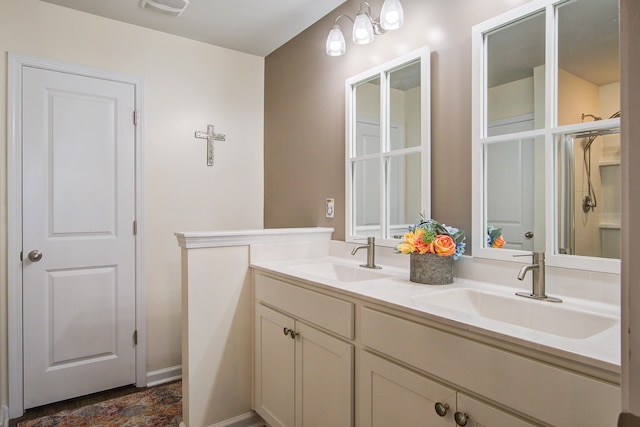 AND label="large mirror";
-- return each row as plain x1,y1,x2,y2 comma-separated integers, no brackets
472,0,620,273
346,47,430,246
